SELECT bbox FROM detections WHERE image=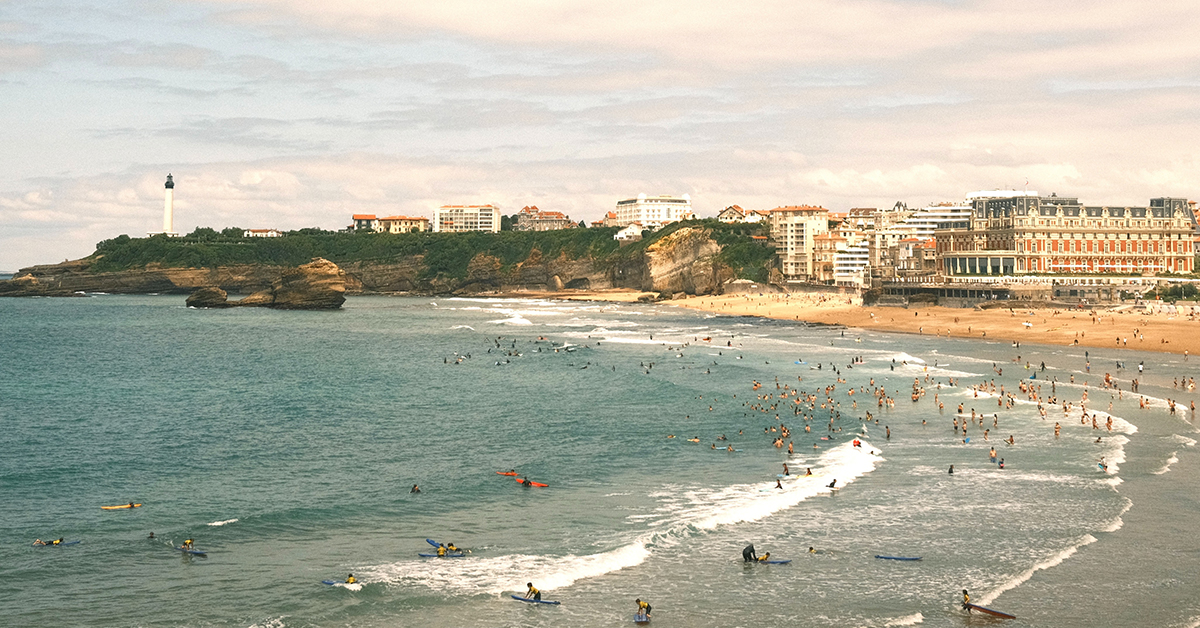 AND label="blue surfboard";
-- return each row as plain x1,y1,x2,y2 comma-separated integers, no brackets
34,540,80,546
760,559,792,564
176,547,206,555
321,580,337,585
426,538,440,547
418,552,465,558
511,594,560,605
875,555,921,561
